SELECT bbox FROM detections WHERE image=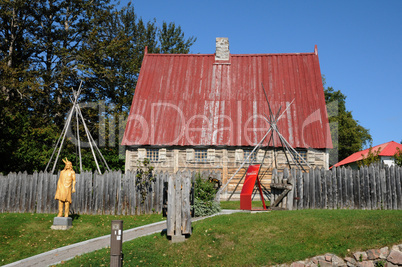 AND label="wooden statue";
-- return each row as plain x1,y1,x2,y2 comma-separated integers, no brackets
55,158,76,217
